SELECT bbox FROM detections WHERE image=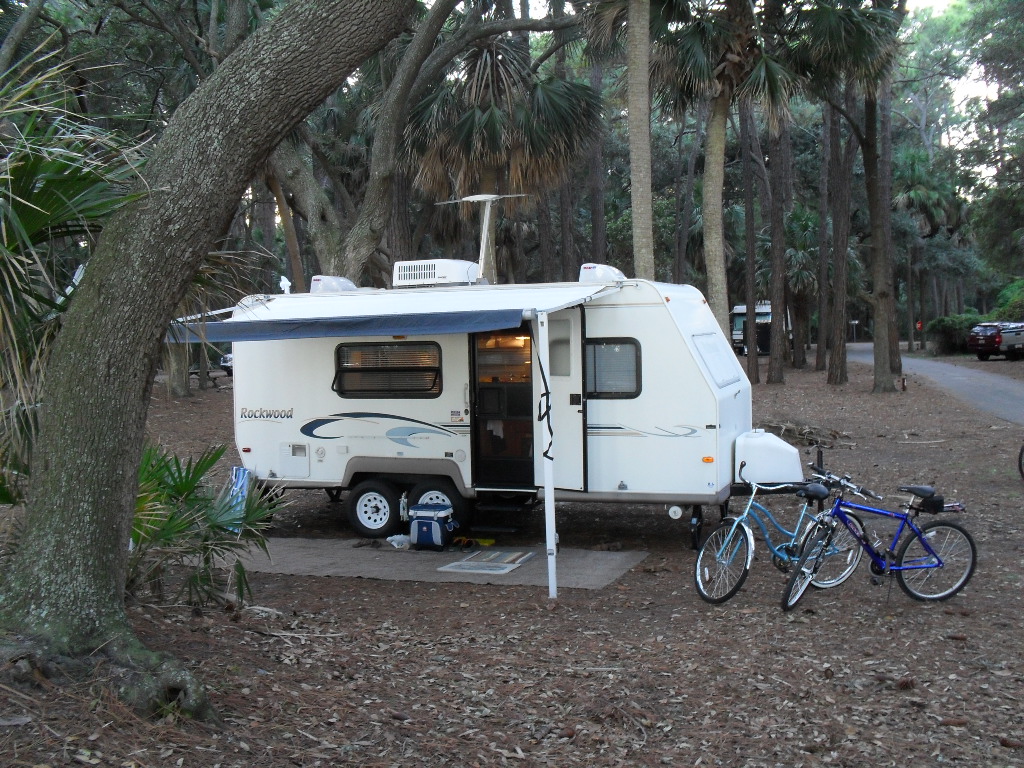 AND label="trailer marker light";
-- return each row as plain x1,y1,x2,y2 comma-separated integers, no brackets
242,447,251,453
702,456,714,463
